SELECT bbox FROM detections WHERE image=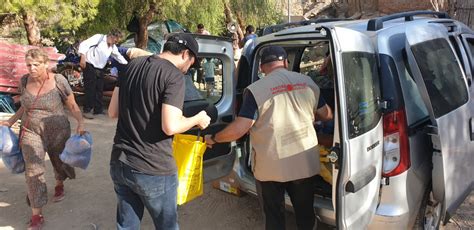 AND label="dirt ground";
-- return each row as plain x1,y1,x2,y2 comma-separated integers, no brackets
0,112,472,230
